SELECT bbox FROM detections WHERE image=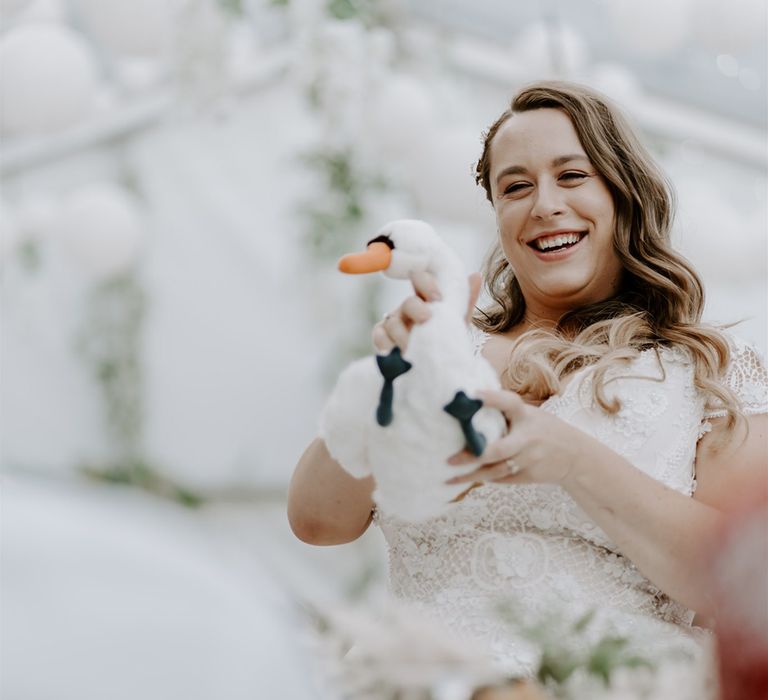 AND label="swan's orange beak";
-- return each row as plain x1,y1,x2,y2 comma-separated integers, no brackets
338,241,392,274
